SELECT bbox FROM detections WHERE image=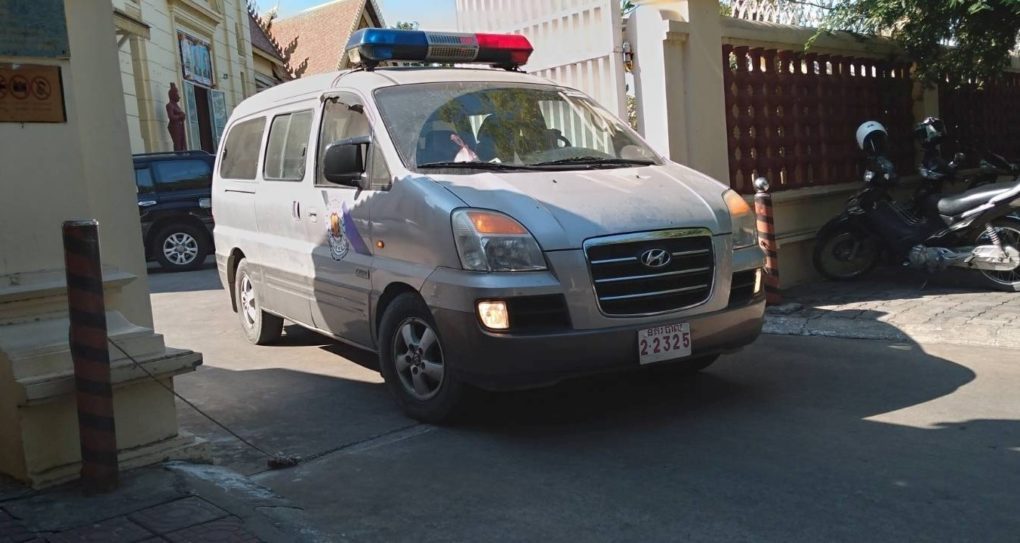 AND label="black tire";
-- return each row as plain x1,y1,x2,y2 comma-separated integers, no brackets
234,259,283,345
153,223,209,272
974,217,1020,292
812,224,880,281
378,293,466,423
648,354,720,377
